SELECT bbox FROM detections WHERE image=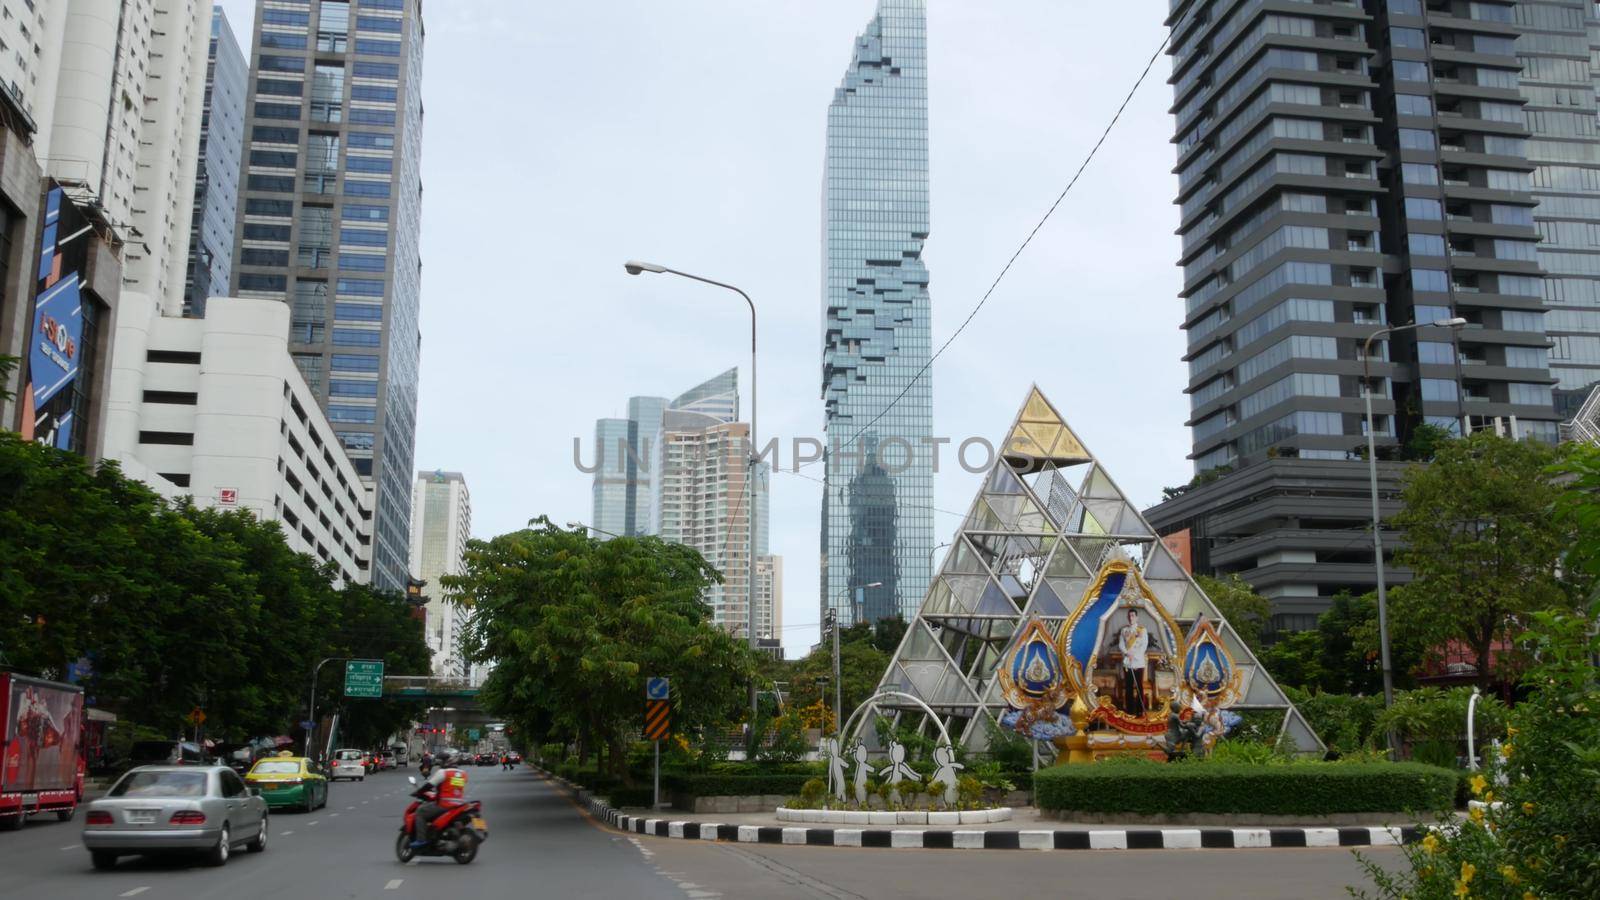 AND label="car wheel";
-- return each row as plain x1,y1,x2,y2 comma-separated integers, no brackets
359,776,365,782
303,791,315,814
206,824,231,867
57,805,76,823
247,815,268,853
90,851,118,871
0,813,22,831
